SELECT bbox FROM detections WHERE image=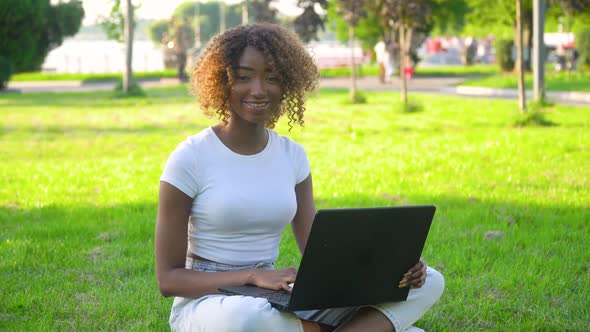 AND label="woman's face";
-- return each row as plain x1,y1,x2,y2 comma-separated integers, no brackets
228,46,283,126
